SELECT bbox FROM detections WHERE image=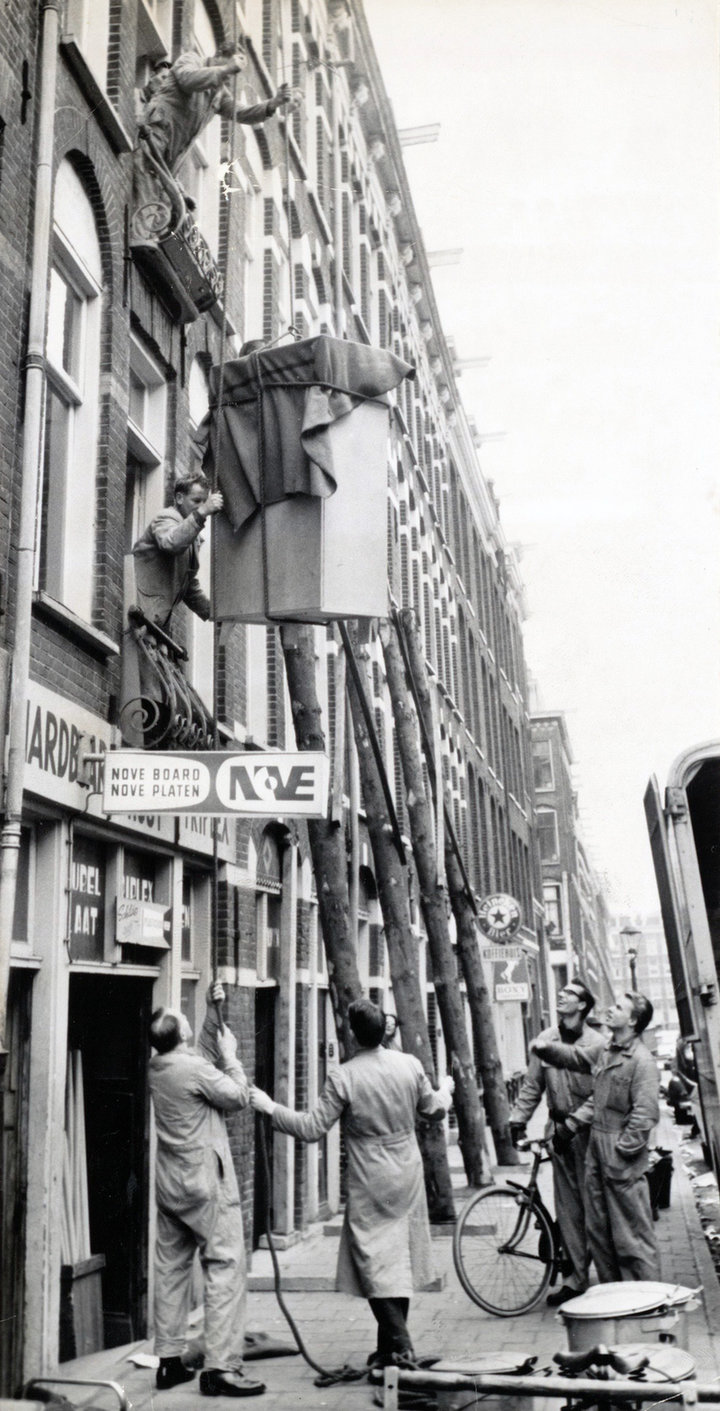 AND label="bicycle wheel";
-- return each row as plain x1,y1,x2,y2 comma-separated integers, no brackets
453,1184,555,1316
